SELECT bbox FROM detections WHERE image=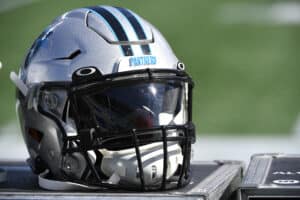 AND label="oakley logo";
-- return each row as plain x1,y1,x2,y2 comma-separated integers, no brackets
273,171,300,175
129,56,156,67
76,67,96,77
273,179,300,185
